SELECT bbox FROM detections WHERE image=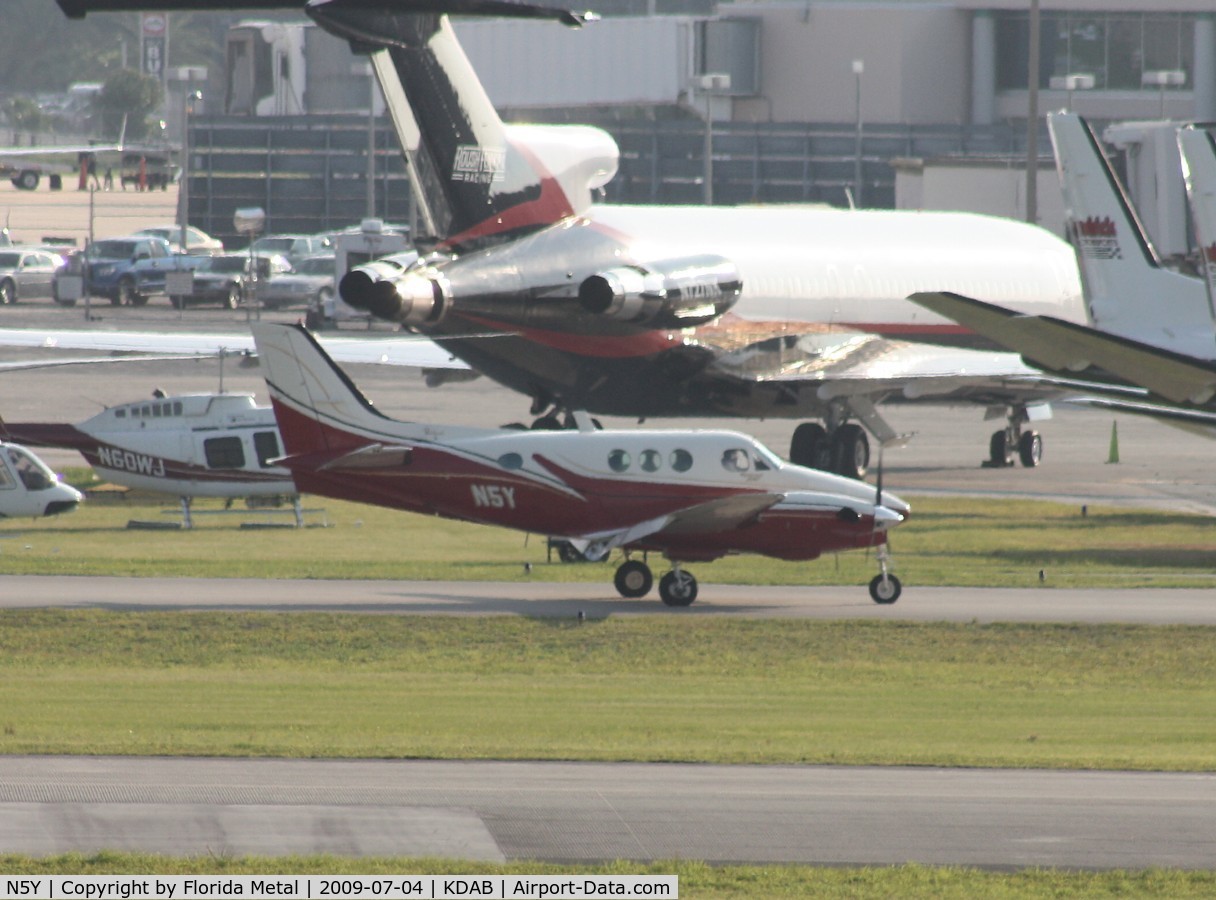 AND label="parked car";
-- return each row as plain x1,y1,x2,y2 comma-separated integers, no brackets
0,248,66,304
258,254,335,310
68,236,186,306
132,224,223,256
172,252,291,309
250,233,330,262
